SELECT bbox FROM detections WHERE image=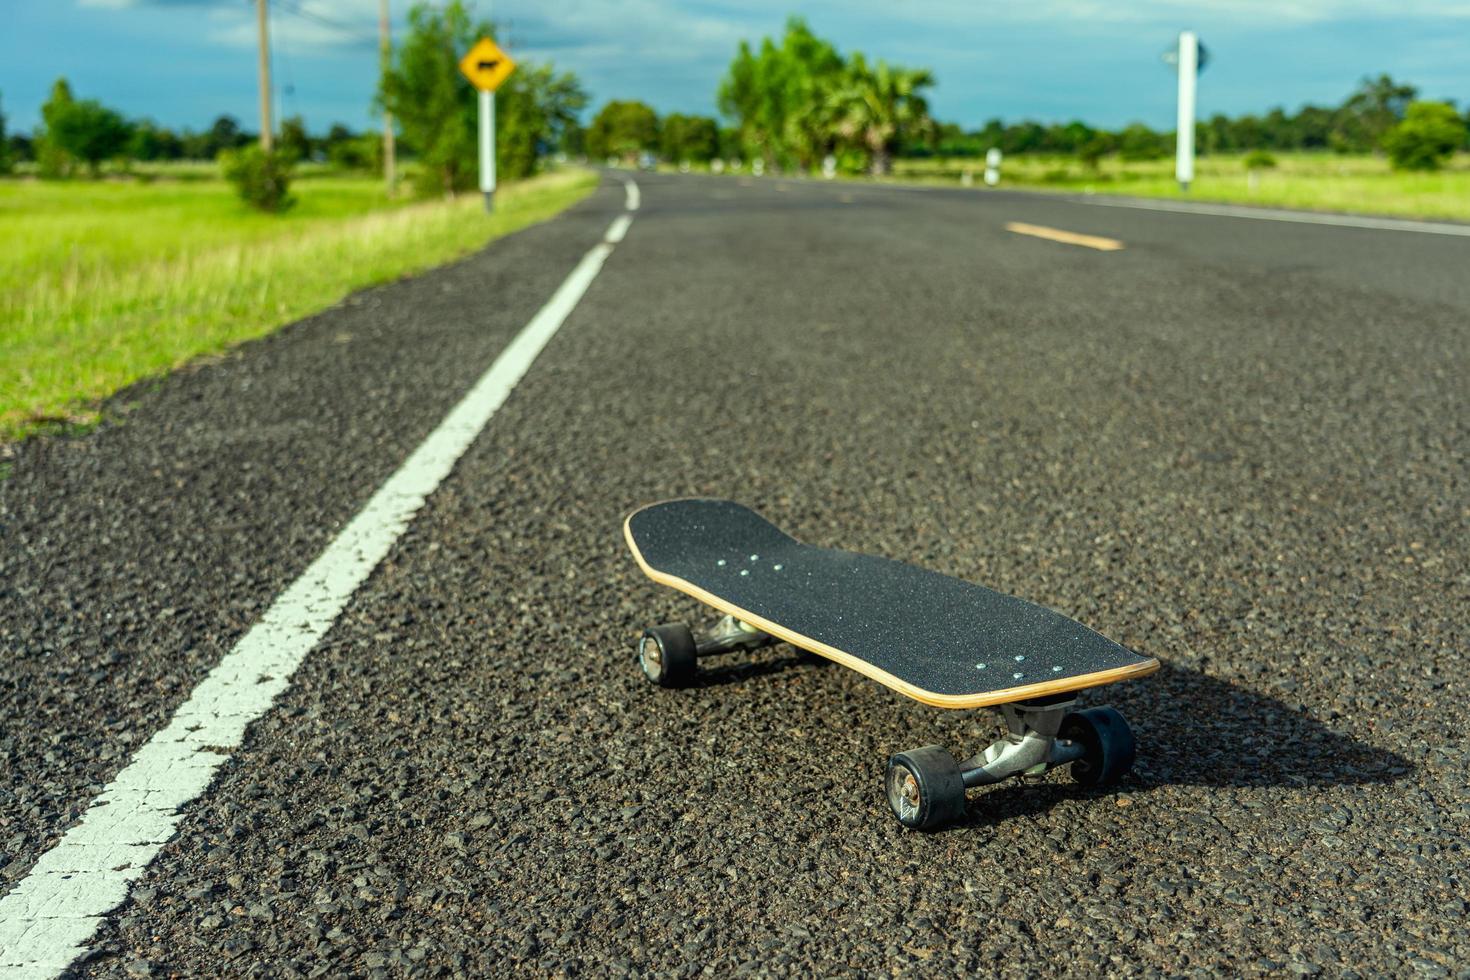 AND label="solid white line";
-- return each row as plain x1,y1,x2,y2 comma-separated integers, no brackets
605,214,632,243
1074,193,1470,237
0,208,631,978
624,178,640,211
